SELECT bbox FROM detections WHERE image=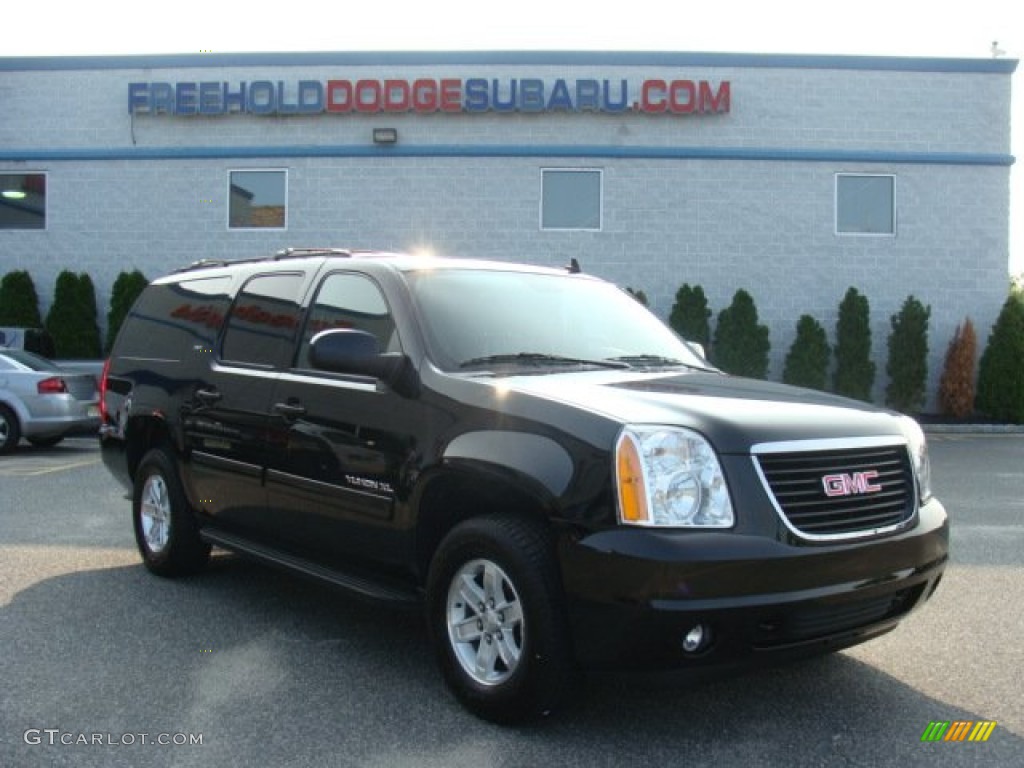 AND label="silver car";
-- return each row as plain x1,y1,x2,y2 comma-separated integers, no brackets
0,349,100,453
